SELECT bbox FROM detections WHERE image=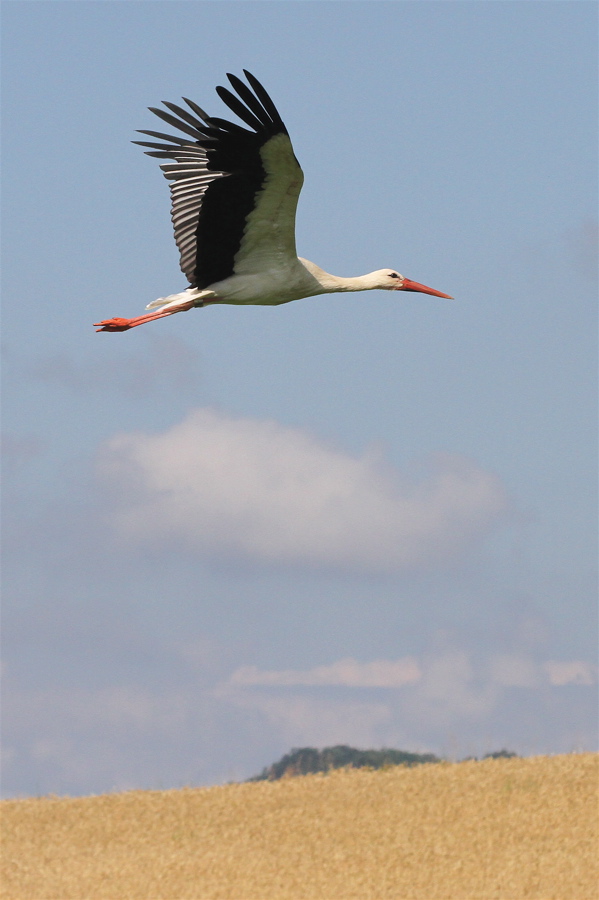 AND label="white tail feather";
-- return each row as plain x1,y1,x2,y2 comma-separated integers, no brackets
146,287,216,311
146,290,192,311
